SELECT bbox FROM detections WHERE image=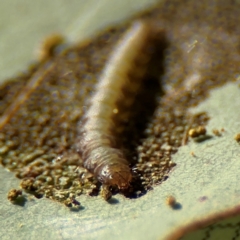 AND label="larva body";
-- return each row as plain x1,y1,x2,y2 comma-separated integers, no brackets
79,21,155,190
